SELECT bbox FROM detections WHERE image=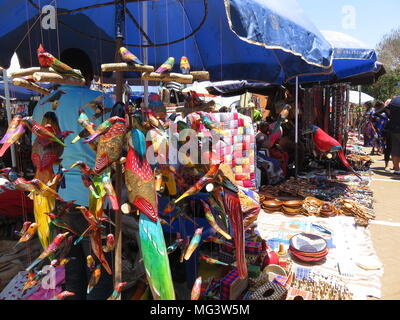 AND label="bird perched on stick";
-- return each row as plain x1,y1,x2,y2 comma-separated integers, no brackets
307,125,361,179
37,44,83,79
180,56,190,74
156,57,175,74
120,47,143,65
